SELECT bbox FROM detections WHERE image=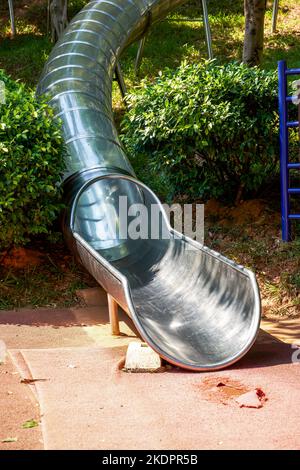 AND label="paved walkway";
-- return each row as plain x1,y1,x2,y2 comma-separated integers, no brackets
0,288,299,450
0,355,42,450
